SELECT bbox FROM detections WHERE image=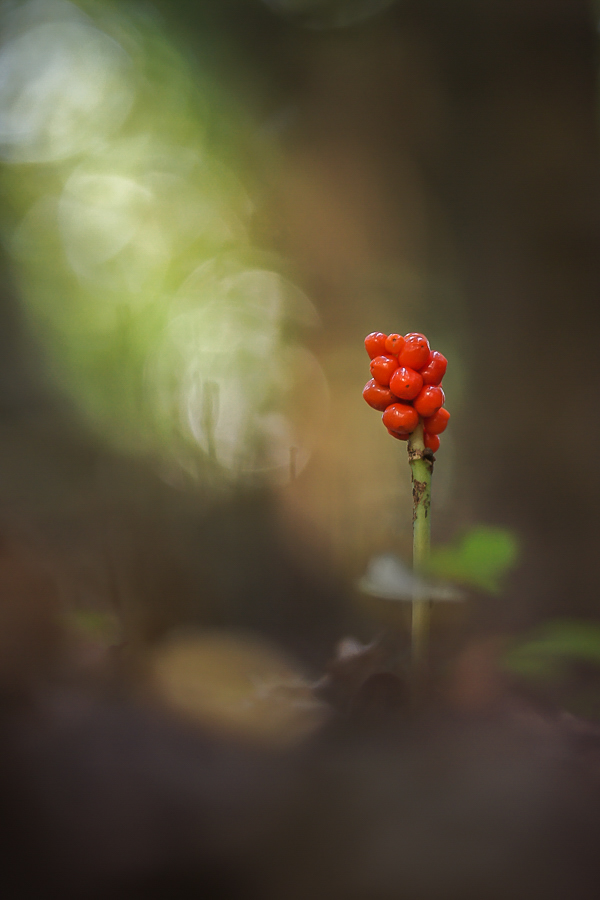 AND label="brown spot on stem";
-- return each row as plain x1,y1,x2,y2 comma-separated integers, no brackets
412,478,431,521
413,479,426,504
